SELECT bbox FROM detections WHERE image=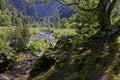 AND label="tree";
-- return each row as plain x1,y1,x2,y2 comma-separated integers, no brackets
0,12,11,26
0,0,6,11
53,8,60,28
29,0,120,45
32,0,120,33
